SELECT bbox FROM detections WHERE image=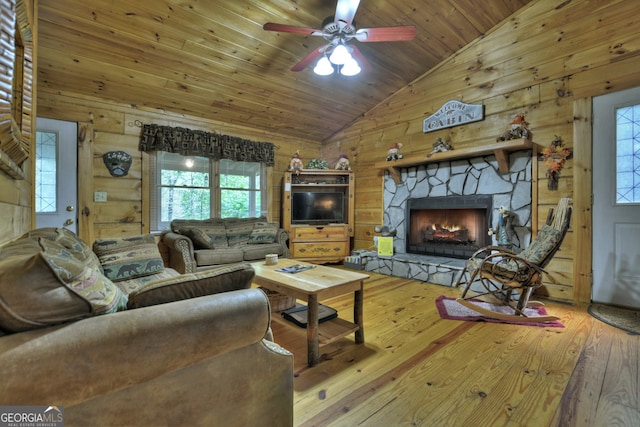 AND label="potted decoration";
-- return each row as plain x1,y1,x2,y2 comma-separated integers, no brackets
307,158,329,169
